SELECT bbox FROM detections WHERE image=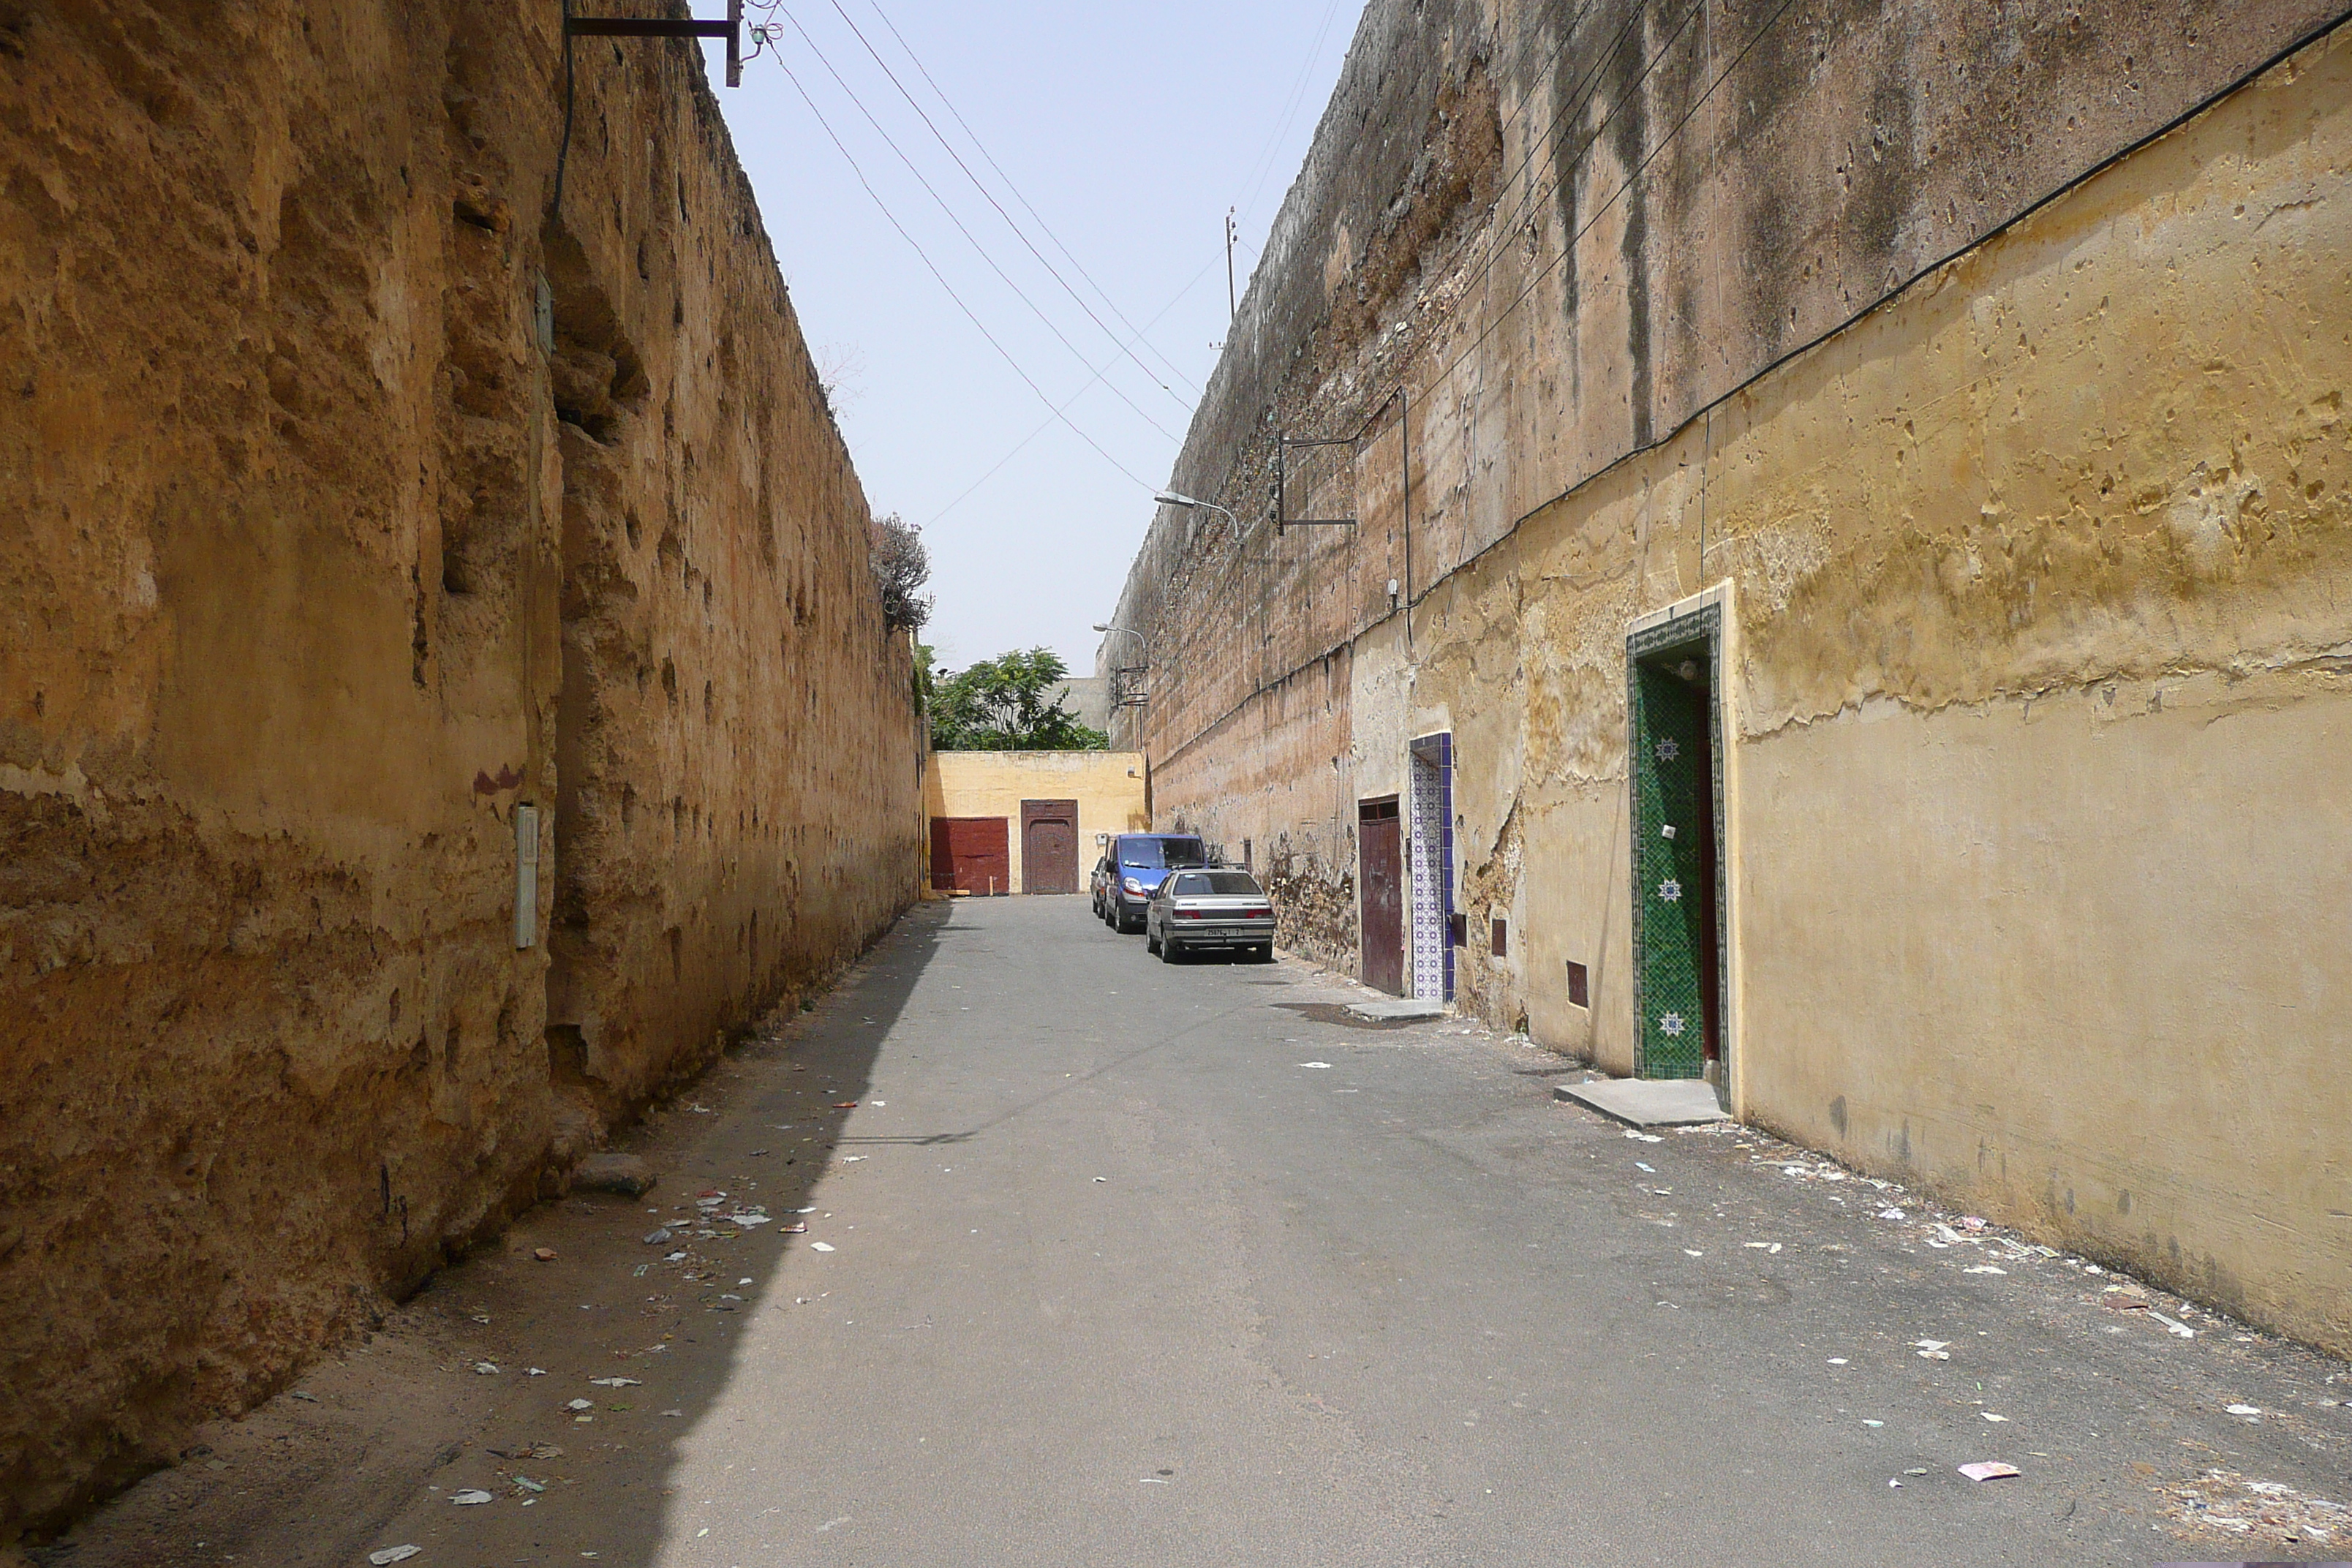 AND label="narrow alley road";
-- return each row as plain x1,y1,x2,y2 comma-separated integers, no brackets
43,897,2348,1568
